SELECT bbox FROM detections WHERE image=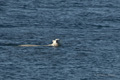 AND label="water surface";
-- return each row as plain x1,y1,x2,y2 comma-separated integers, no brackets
0,0,120,80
